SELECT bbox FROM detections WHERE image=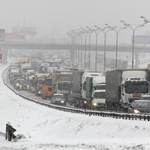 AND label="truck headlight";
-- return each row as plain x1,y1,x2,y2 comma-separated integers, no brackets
84,100,87,104
61,100,64,103
16,83,19,86
134,109,140,114
20,85,22,89
93,102,97,106
38,91,41,94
